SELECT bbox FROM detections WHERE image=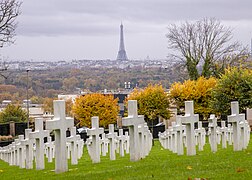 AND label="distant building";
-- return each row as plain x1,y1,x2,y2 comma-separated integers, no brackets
116,23,128,61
